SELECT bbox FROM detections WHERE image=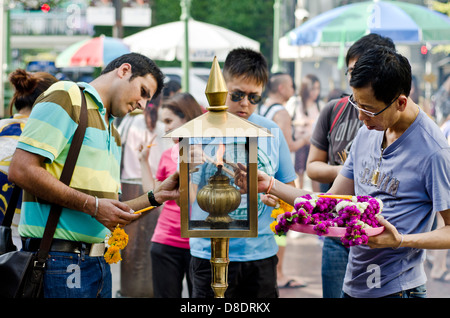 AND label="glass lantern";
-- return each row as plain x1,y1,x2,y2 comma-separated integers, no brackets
165,57,272,238
164,57,272,298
